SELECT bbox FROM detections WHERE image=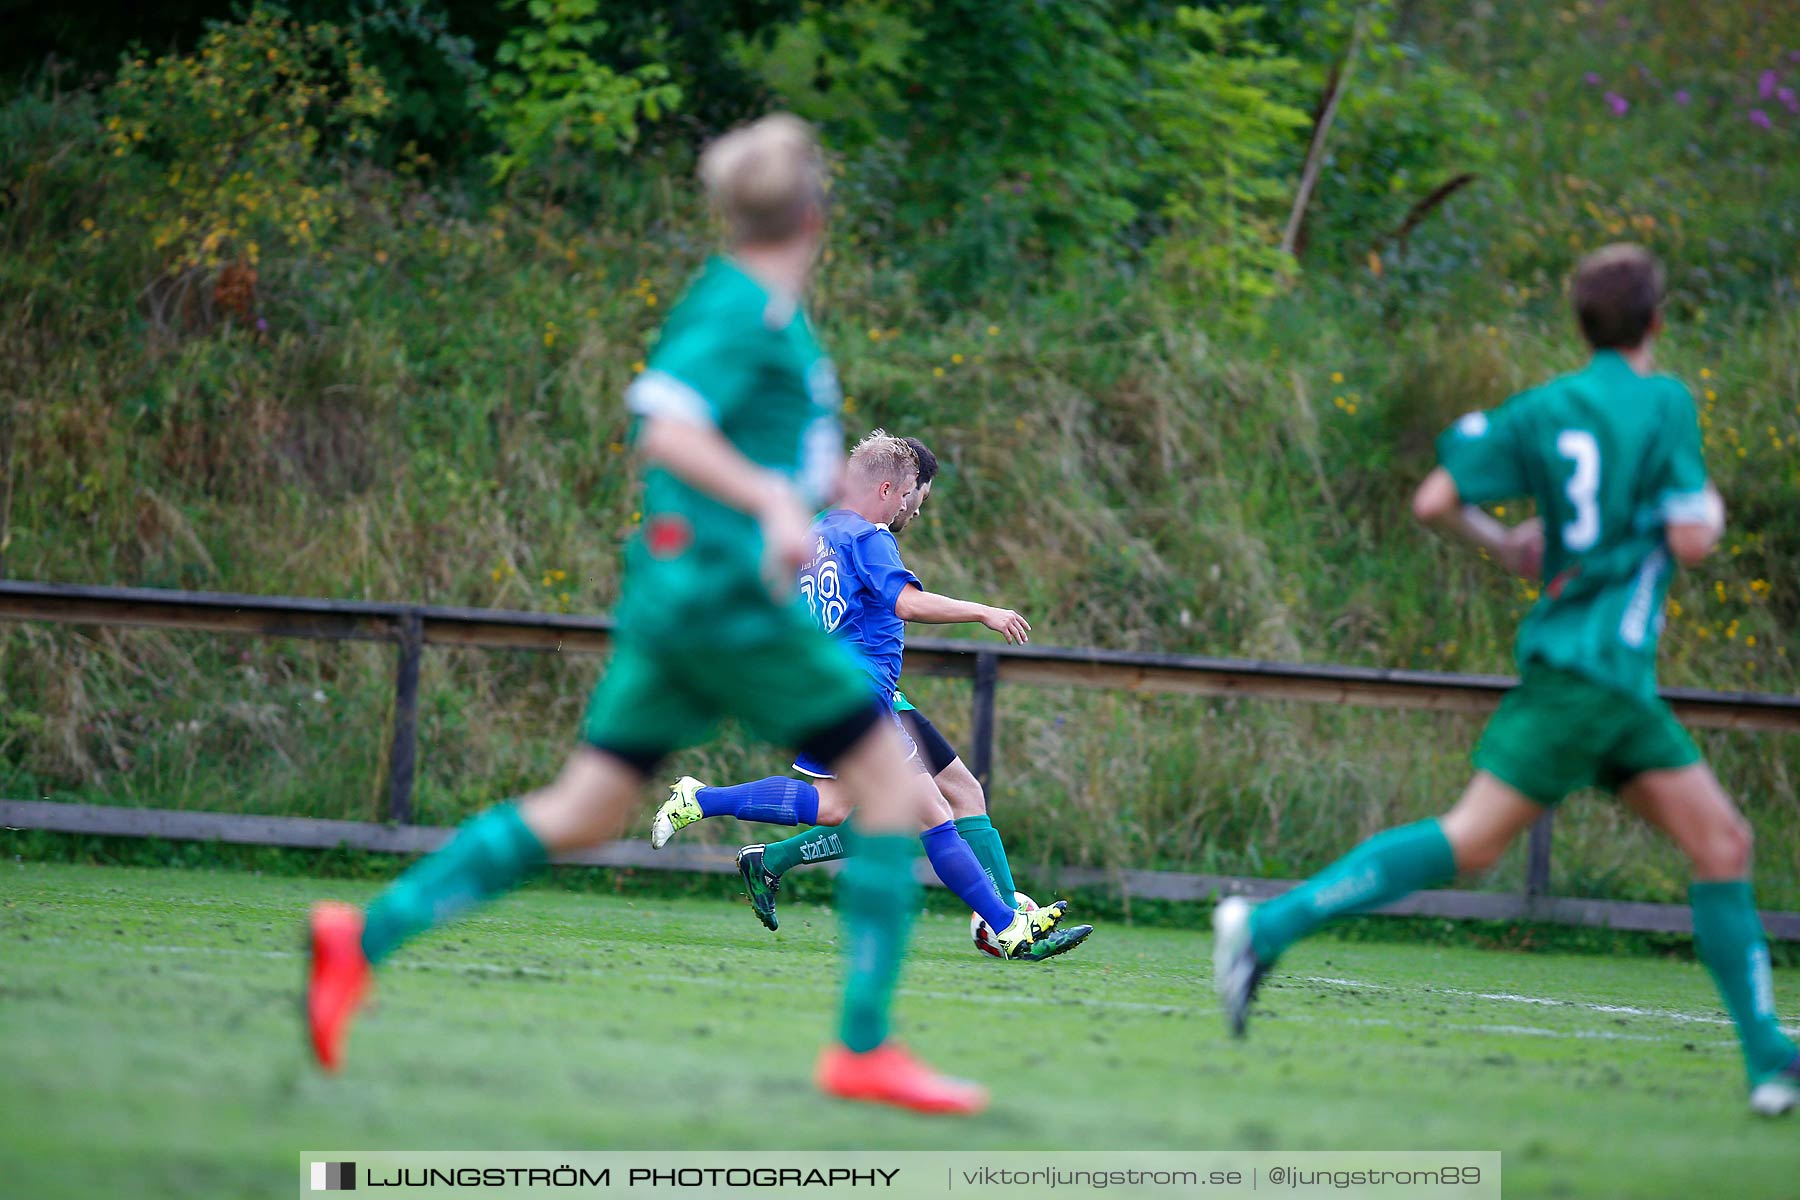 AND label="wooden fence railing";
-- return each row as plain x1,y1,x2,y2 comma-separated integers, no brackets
4,581,1797,937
